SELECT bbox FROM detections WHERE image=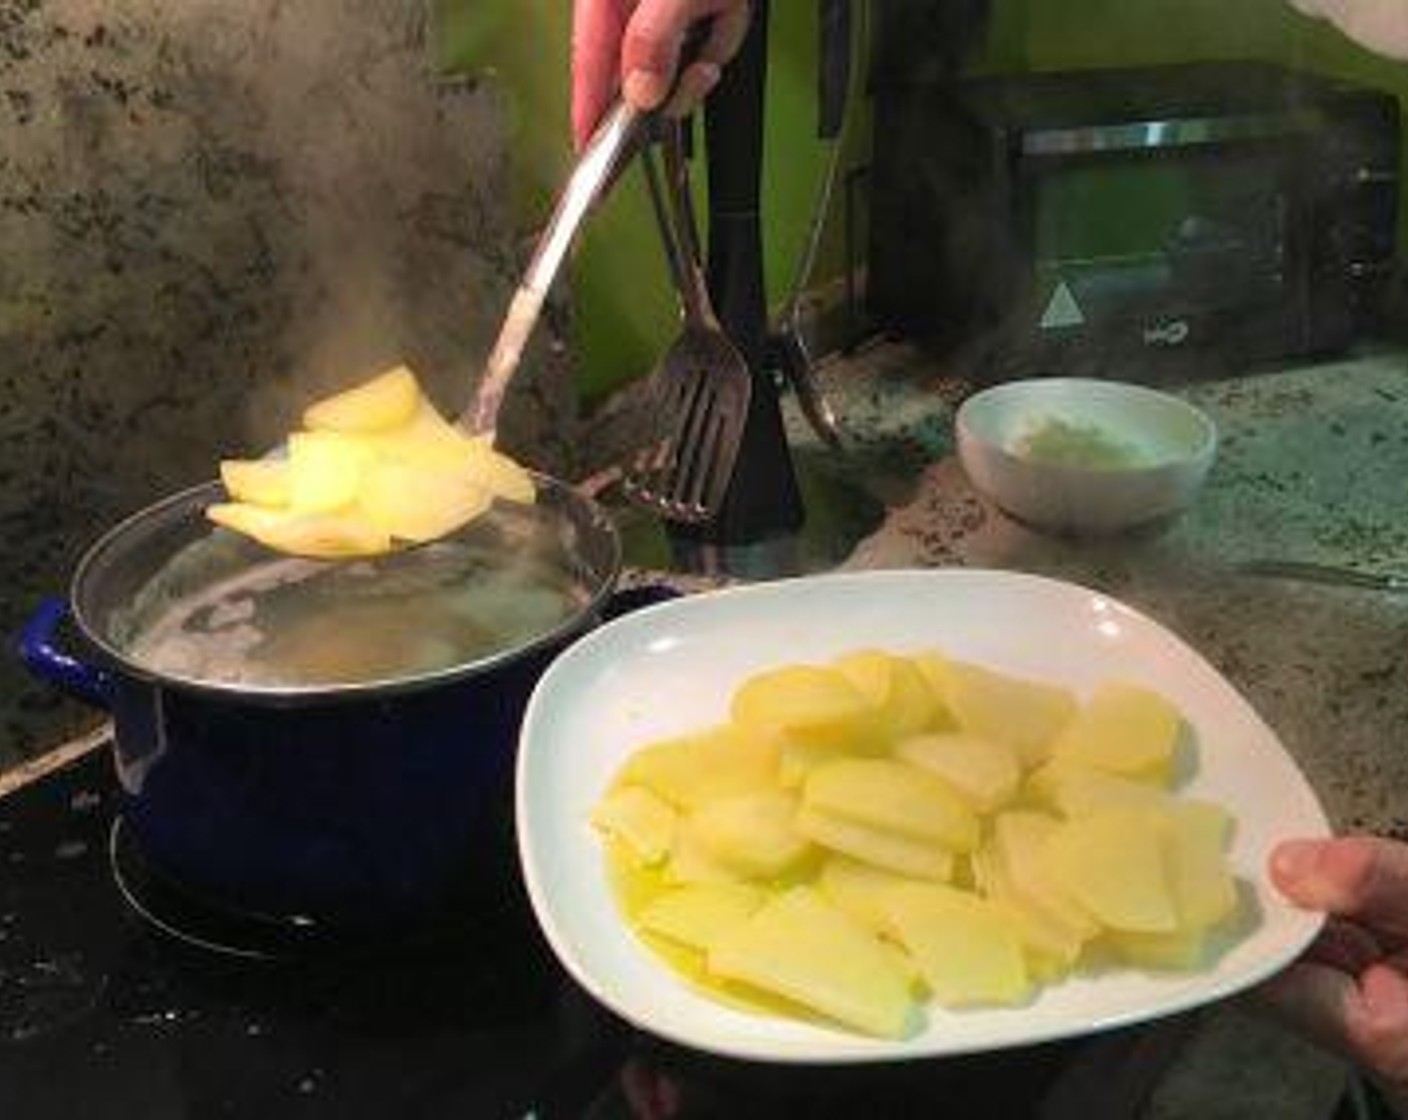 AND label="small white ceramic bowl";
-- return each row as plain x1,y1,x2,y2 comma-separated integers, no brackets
956,378,1218,535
